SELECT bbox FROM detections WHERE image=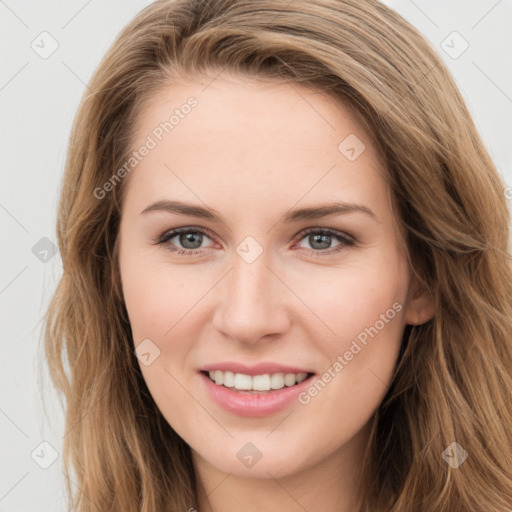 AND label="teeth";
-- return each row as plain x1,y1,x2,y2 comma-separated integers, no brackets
234,373,252,390
206,370,309,391
284,373,296,386
223,371,235,388
253,374,270,391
